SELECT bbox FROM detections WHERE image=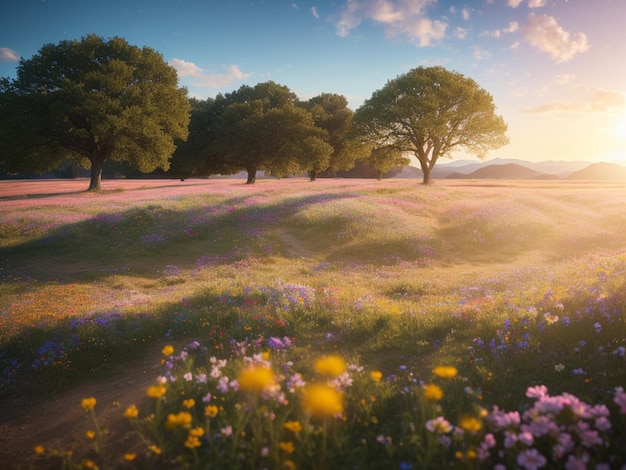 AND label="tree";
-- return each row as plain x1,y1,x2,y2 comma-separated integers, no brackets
365,146,410,180
304,93,368,180
169,97,239,179
213,81,331,184
0,34,190,191
354,66,508,184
